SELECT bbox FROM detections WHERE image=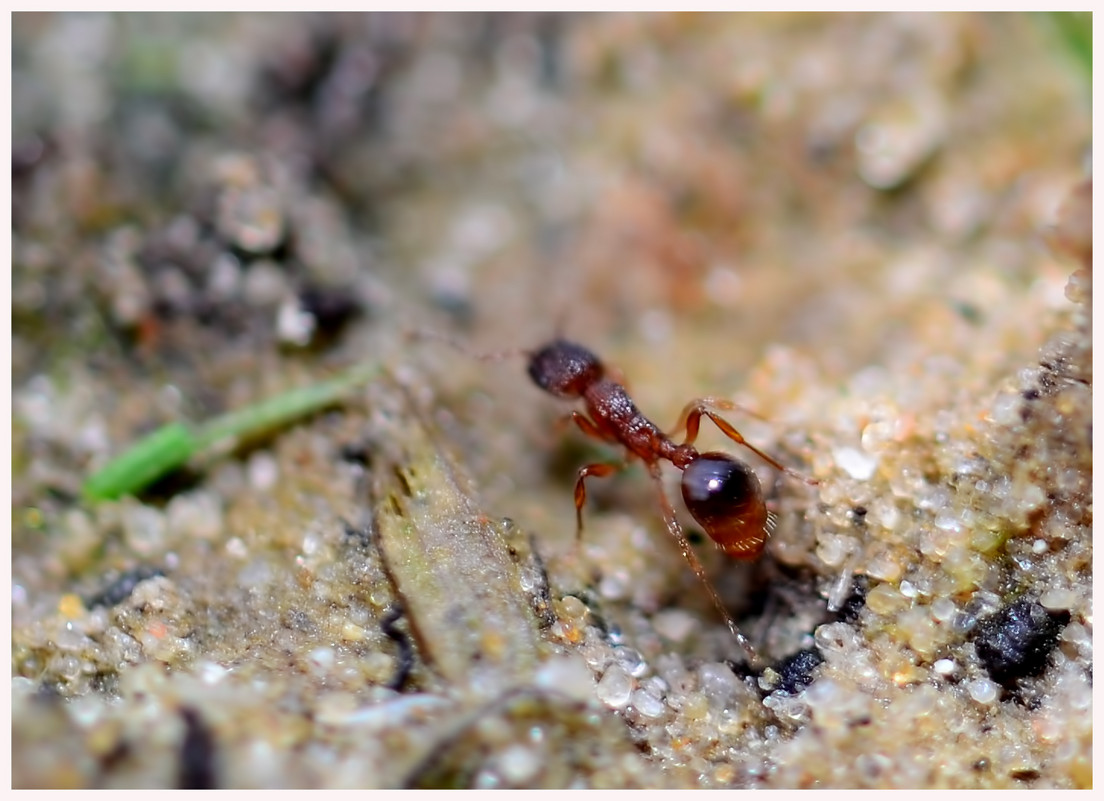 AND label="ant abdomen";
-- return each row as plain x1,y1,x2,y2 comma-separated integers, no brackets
681,452,769,559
